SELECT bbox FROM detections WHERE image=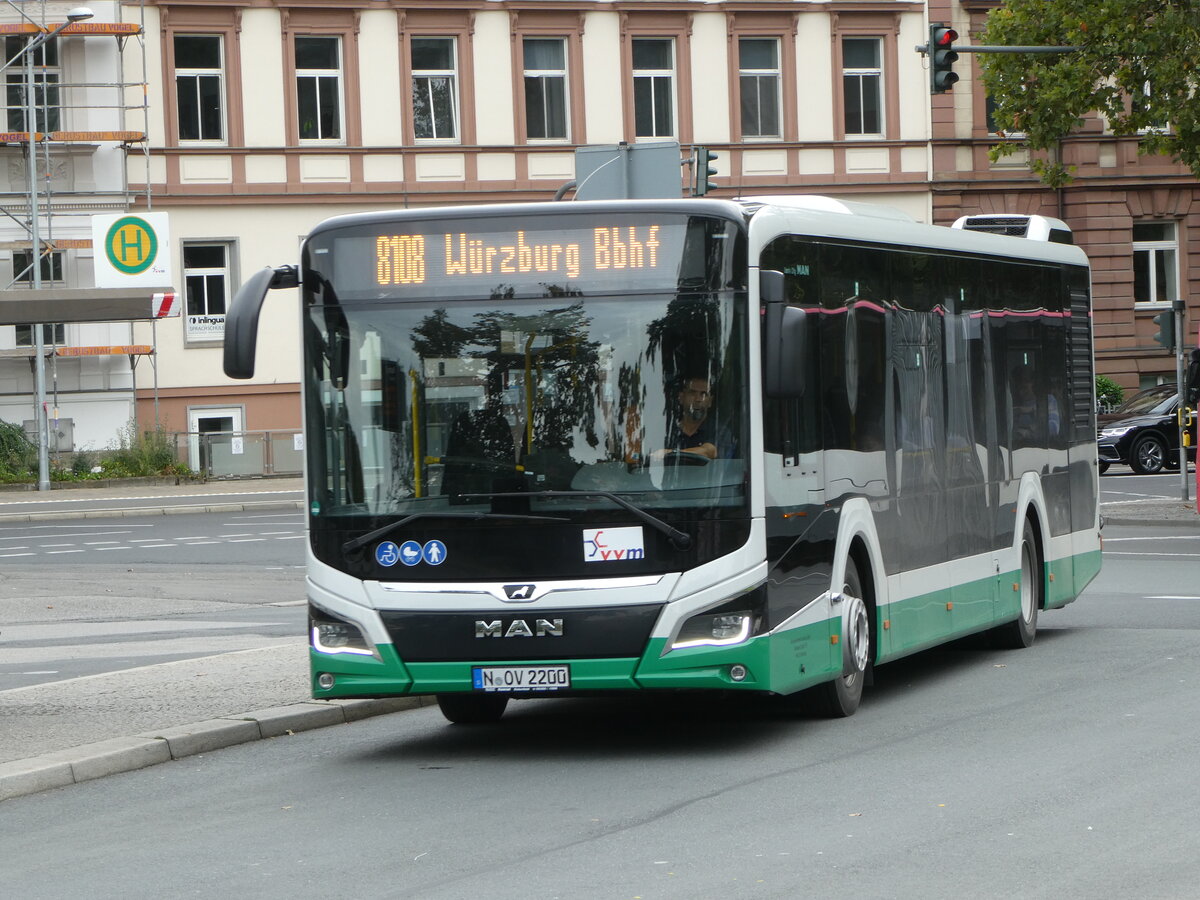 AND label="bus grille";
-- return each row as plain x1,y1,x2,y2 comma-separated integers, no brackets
379,604,664,662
